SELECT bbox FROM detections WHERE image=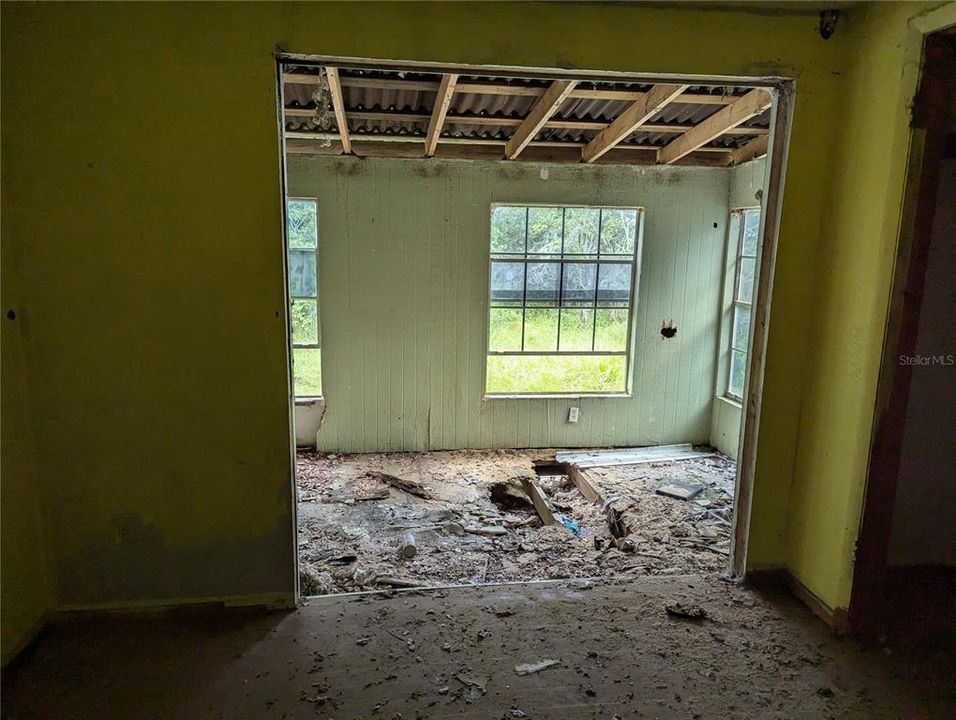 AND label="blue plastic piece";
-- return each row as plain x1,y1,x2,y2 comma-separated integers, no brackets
557,513,581,536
